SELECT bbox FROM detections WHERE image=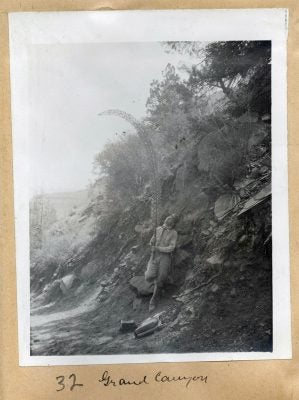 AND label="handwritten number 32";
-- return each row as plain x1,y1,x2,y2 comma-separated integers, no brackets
56,374,83,391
